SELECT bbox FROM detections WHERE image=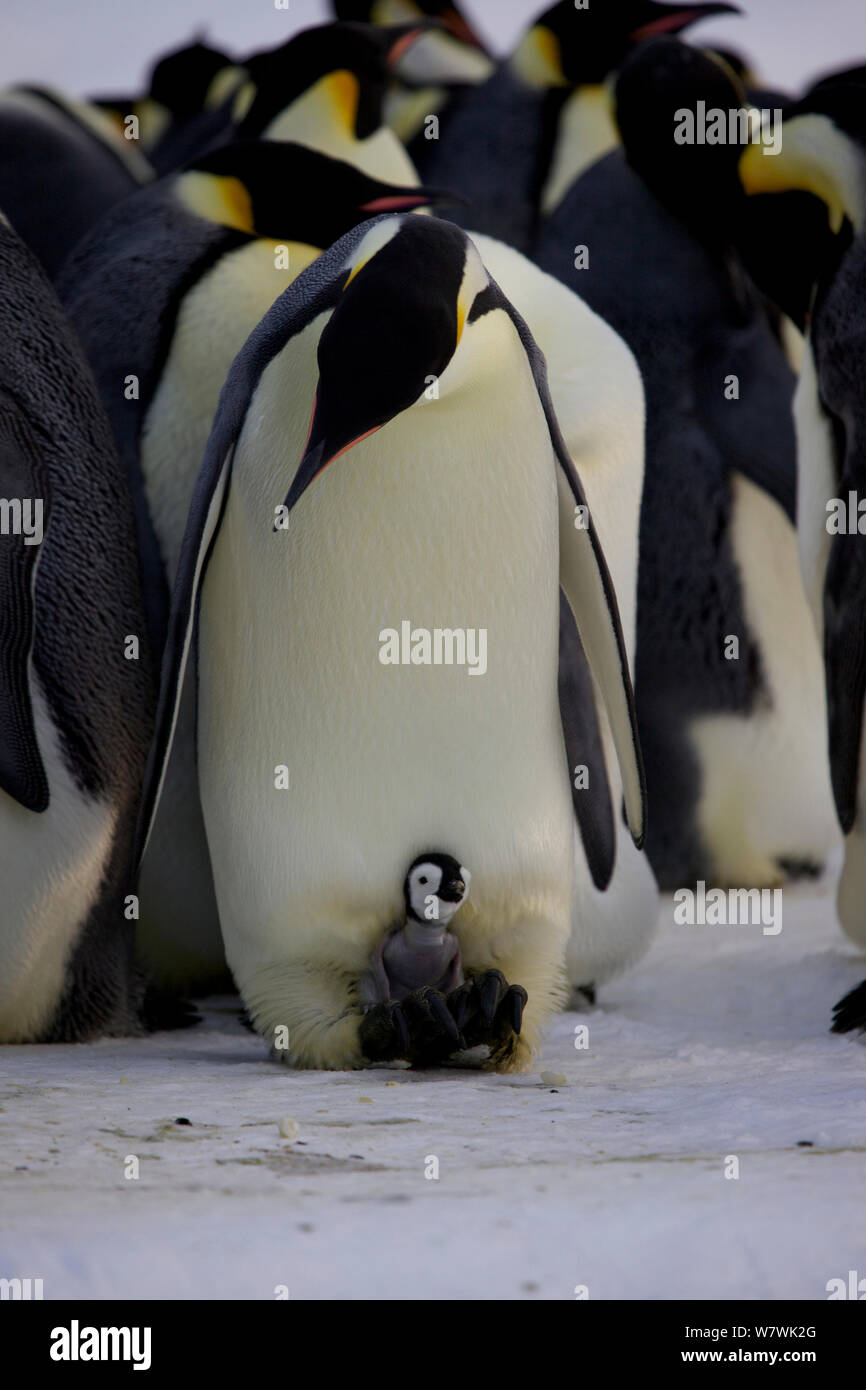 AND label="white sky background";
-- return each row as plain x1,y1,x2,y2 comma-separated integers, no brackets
1,0,865,98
